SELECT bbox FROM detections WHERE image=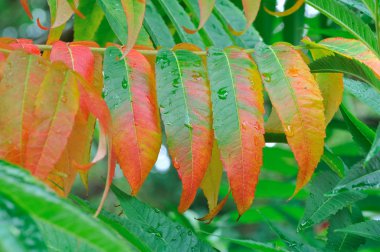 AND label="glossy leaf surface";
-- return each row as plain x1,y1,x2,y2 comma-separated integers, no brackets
104,47,161,194
207,46,265,215
156,47,213,212
254,42,325,196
